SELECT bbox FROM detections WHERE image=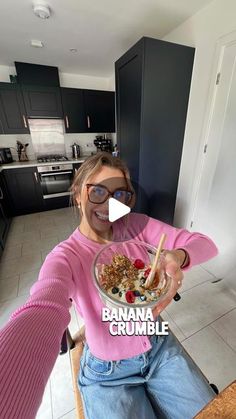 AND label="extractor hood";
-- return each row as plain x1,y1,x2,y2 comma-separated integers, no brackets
15,62,60,87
